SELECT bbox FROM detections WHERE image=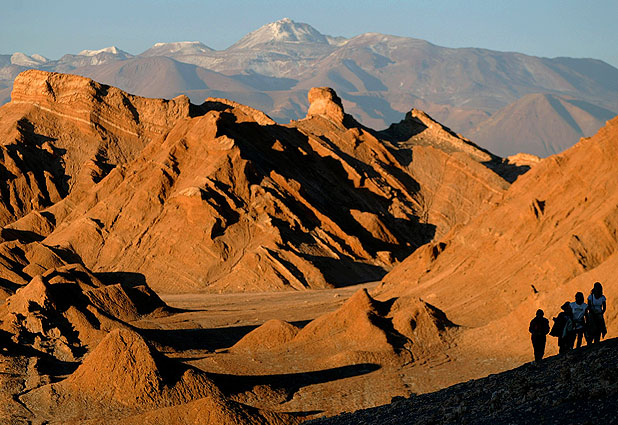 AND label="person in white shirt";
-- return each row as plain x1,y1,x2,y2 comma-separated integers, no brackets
570,292,587,348
586,281,607,344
